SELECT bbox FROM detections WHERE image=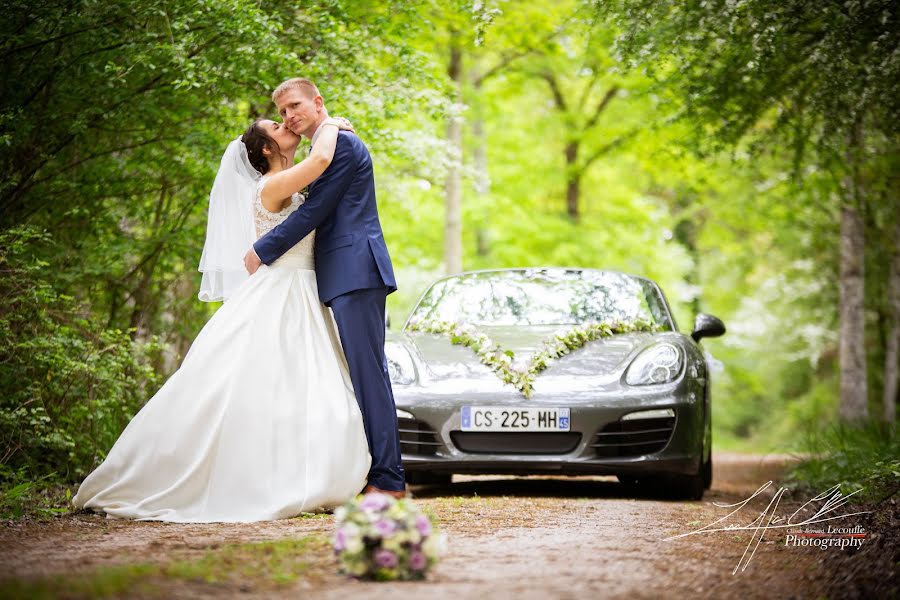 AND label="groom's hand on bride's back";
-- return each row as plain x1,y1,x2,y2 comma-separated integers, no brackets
244,248,262,274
